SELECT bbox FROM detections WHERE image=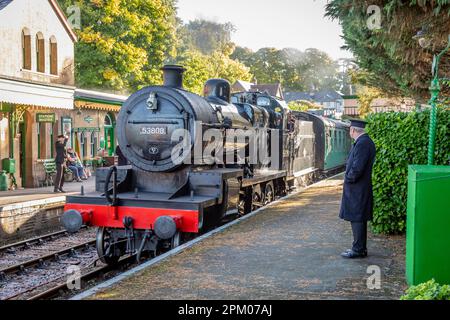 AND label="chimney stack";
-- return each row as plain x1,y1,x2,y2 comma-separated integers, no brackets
162,65,185,89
